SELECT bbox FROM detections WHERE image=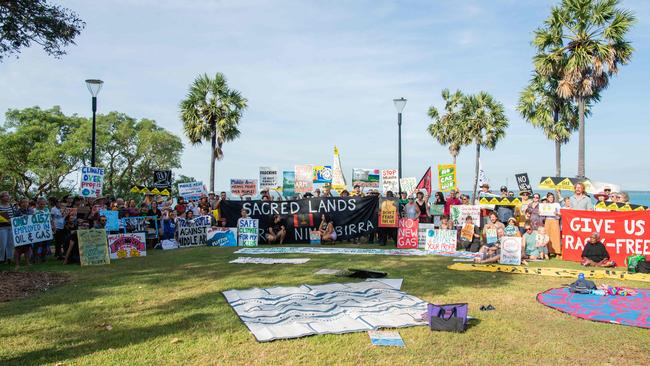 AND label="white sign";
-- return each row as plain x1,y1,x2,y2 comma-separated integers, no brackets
177,215,211,247
425,229,458,252
79,166,105,198
450,205,481,227
500,236,522,265
399,177,417,196
259,167,279,190
539,203,557,217
238,218,259,247
178,181,205,200
11,212,53,246
417,223,435,249
381,169,399,194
